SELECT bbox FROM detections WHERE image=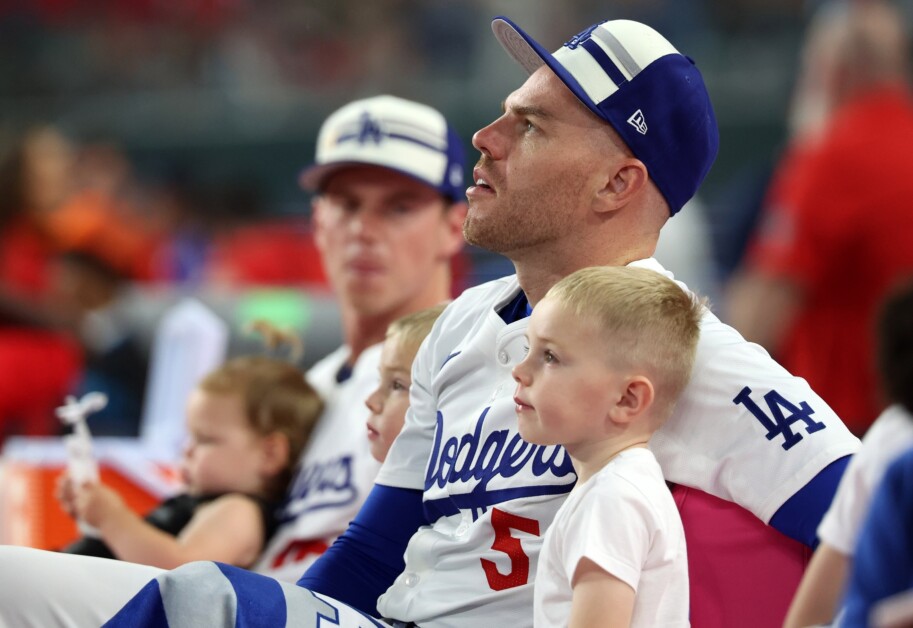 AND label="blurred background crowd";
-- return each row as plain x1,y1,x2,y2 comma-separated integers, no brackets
1,0,912,444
